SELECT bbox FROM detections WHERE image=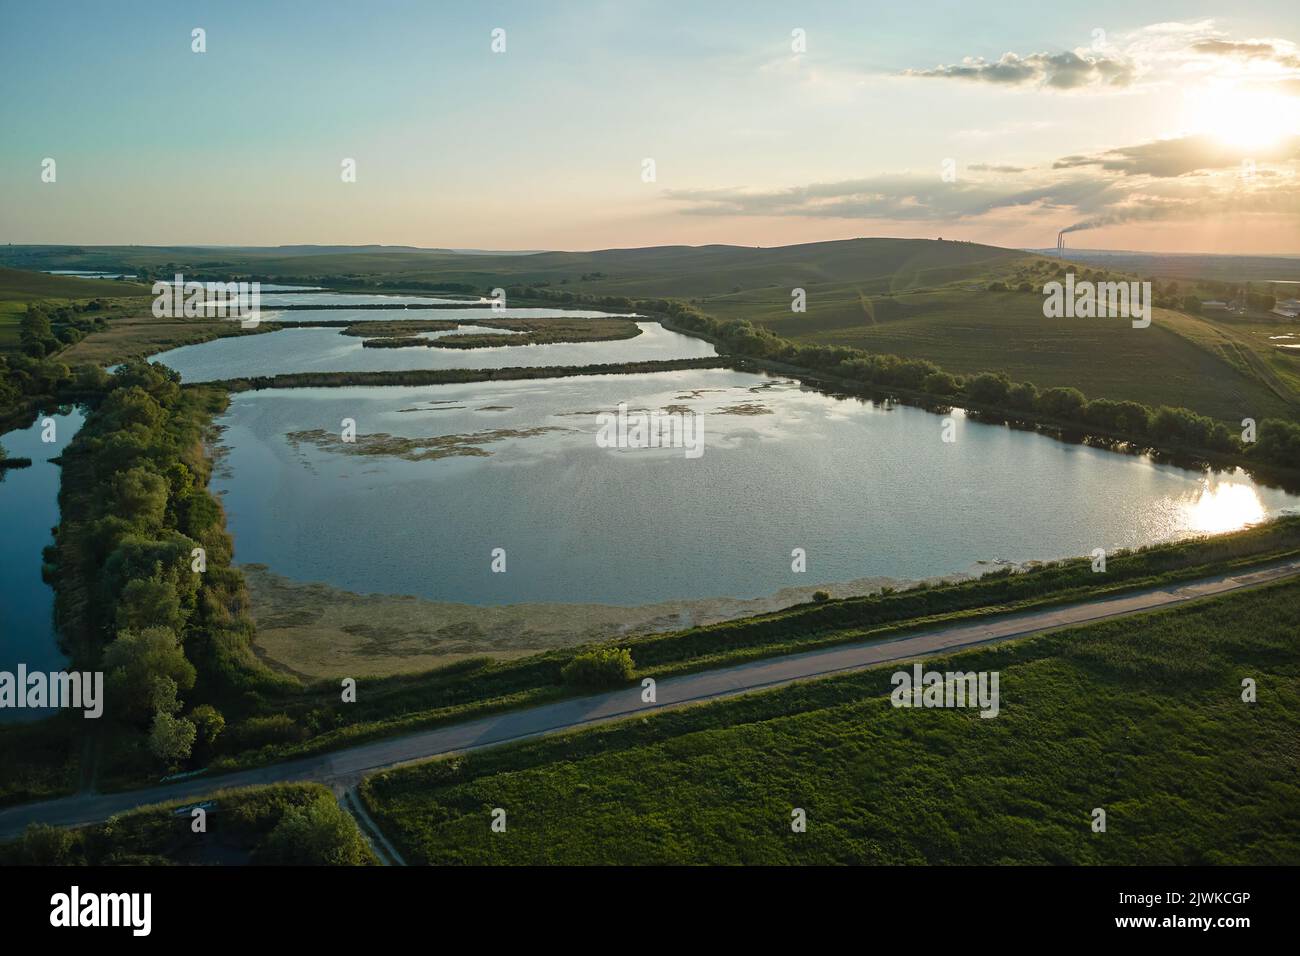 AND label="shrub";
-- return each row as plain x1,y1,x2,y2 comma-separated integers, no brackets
230,714,307,750
18,823,75,865
561,648,636,688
